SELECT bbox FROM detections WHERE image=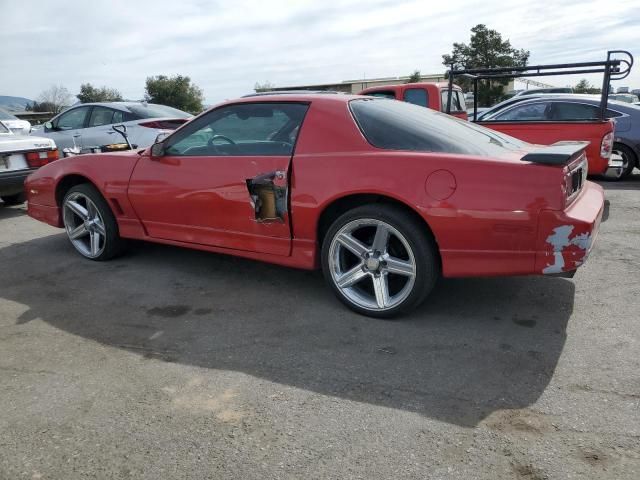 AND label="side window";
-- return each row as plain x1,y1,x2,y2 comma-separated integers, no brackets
364,91,396,100
88,107,115,127
440,90,465,112
605,109,622,119
112,110,125,123
165,103,309,157
494,103,549,121
403,88,428,107
551,102,600,120
56,107,89,130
